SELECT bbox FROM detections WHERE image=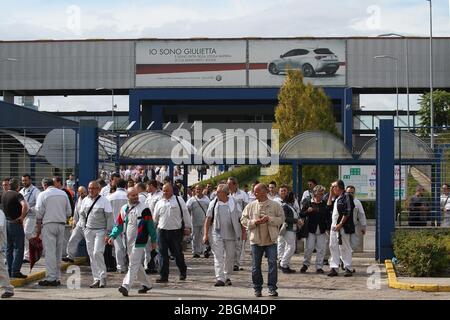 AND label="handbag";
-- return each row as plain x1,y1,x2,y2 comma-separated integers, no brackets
296,217,309,239
175,195,190,236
